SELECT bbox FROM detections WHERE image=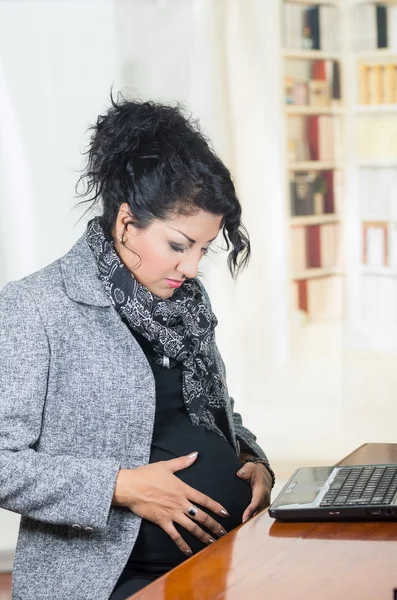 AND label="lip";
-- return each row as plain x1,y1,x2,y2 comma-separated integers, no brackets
165,278,184,289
